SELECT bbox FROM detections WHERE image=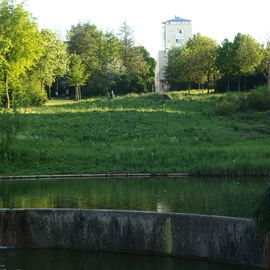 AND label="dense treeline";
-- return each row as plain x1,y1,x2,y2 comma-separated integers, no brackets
0,0,155,108
166,33,270,92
